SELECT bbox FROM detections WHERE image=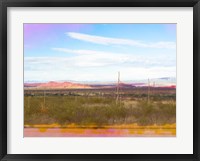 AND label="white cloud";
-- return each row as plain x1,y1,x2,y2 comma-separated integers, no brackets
66,32,176,49
52,48,130,67
24,58,176,81
52,48,122,56
52,48,175,67
24,48,176,81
